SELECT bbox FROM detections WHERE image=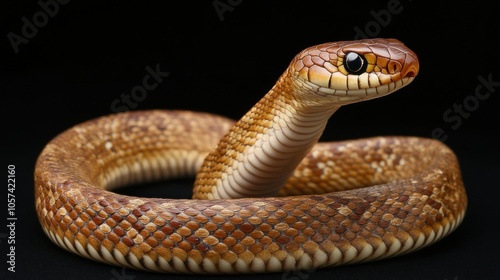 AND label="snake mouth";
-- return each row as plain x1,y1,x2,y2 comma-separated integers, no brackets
300,60,419,103
313,75,415,101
